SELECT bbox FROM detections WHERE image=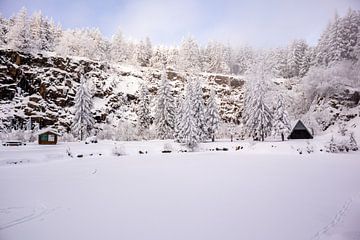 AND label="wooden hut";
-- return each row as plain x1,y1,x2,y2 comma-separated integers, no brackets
288,120,313,139
37,128,60,145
